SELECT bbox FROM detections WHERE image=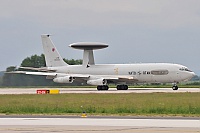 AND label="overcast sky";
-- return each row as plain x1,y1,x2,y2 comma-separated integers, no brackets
1,0,200,74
